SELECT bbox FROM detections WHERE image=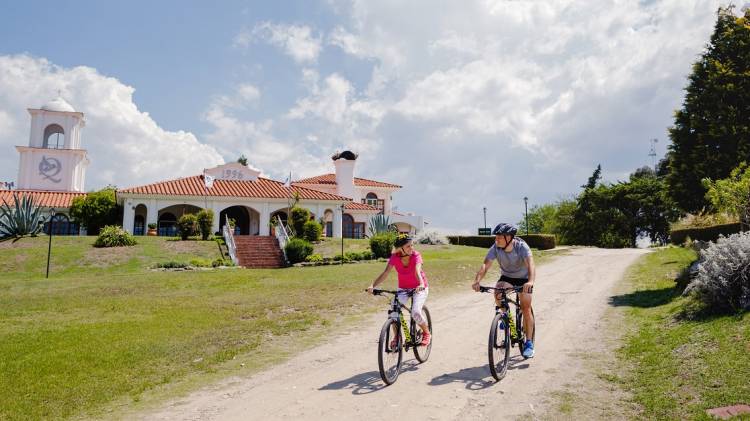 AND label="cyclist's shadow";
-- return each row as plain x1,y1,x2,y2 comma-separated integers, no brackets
319,360,420,395
429,356,529,390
